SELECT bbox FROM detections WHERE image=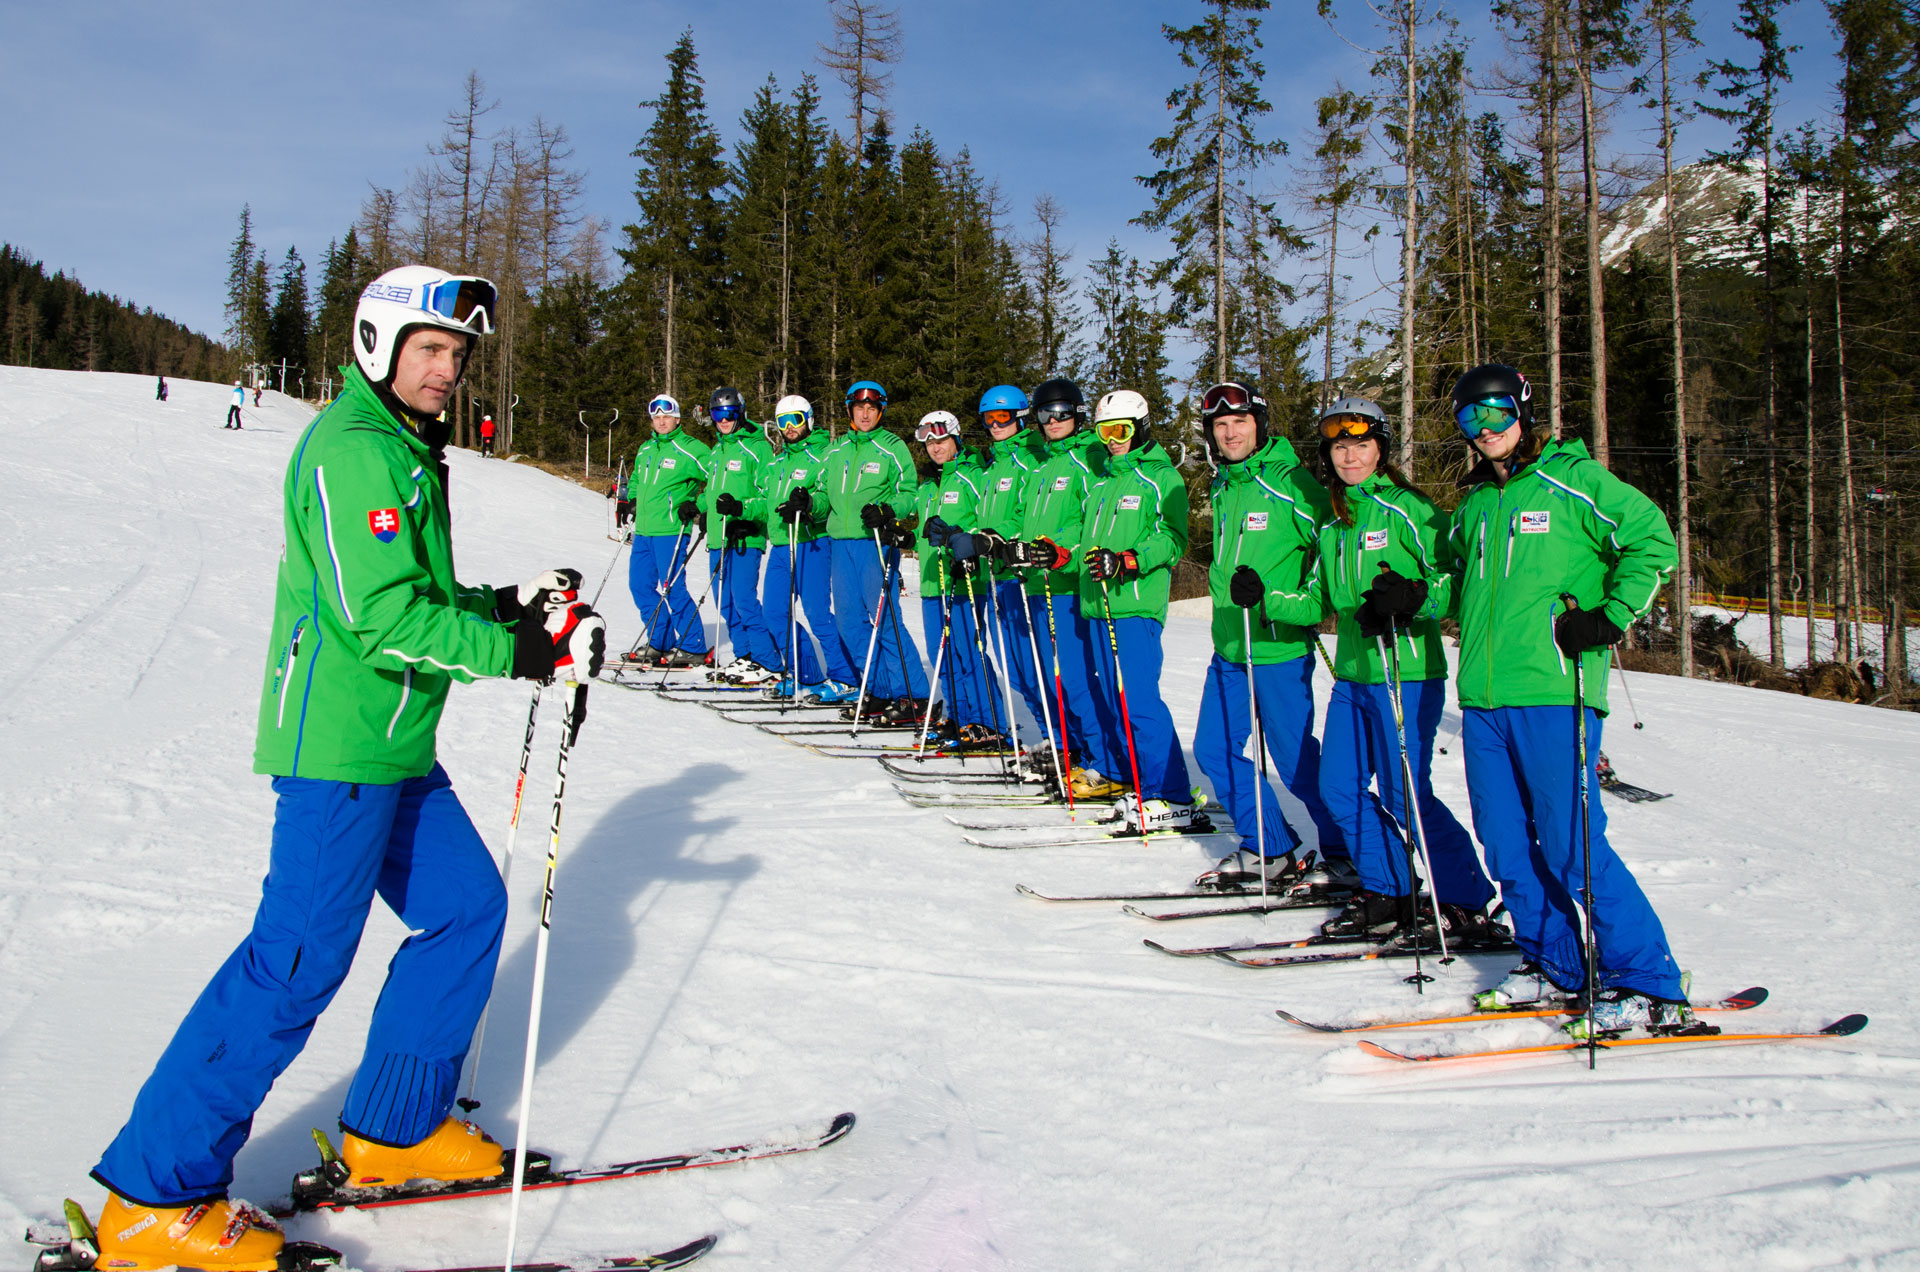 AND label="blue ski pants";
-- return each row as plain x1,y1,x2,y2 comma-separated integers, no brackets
829,537,927,701
1028,589,1115,779
922,595,993,728
708,545,779,670
1089,614,1190,801
94,764,506,1207
1320,678,1492,907
987,576,1046,735
1462,706,1684,999
628,531,705,654
764,538,858,687
1193,652,1345,859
